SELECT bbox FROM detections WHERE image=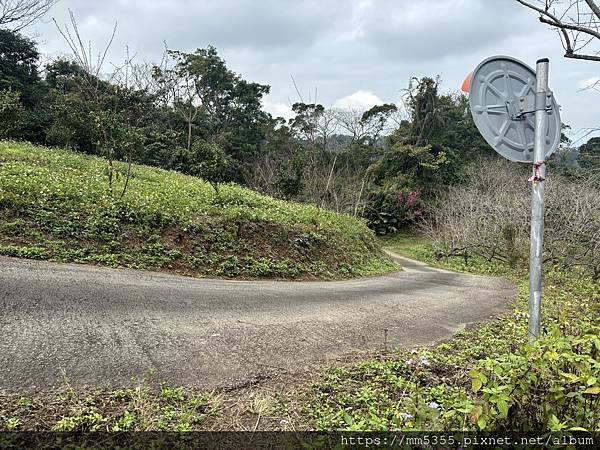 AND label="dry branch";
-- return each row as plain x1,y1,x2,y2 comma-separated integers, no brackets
516,0,600,62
